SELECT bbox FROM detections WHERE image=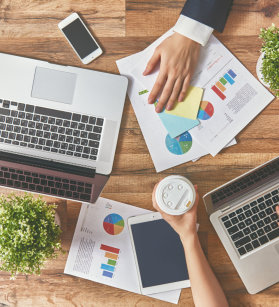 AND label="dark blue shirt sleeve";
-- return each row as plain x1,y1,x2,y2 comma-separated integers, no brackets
181,0,233,32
